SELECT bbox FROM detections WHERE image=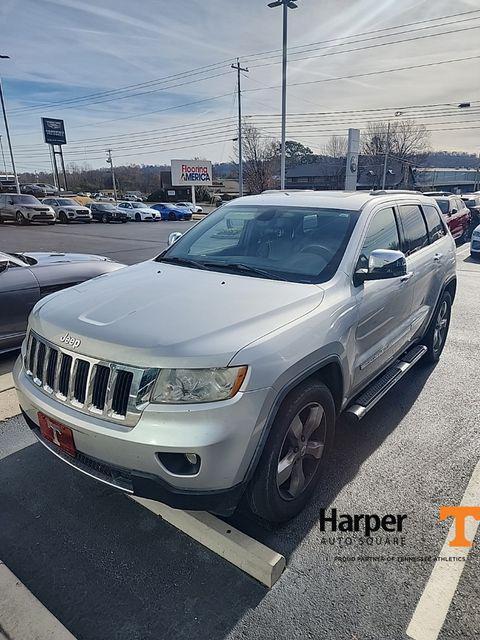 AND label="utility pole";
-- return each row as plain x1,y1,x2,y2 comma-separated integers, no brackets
267,0,299,190
0,134,7,178
231,58,249,197
106,149,117,203
0,55,20,193
381,121,391,190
